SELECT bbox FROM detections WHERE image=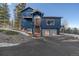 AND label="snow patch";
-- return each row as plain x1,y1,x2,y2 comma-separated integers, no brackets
0,43,20,47
62,40,79,42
